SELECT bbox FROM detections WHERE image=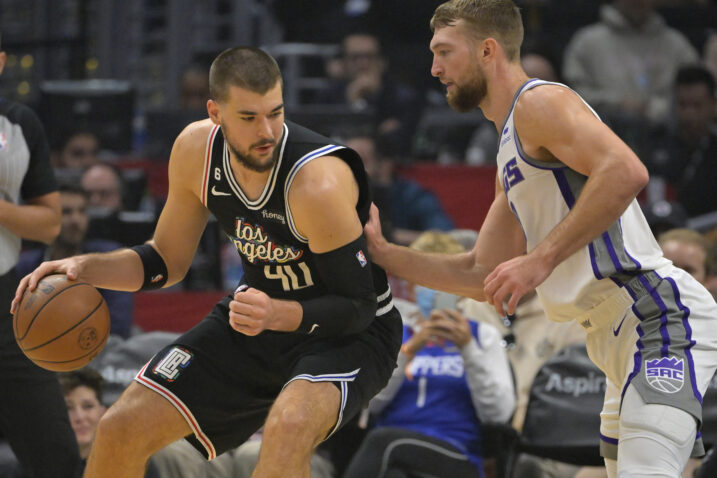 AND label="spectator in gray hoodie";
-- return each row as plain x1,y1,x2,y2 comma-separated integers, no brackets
563,0,698,126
